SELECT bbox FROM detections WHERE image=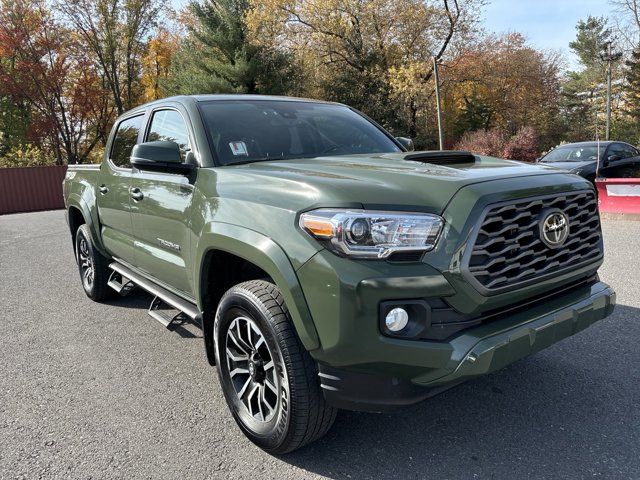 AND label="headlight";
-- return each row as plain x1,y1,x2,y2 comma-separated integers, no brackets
299,209,444,259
